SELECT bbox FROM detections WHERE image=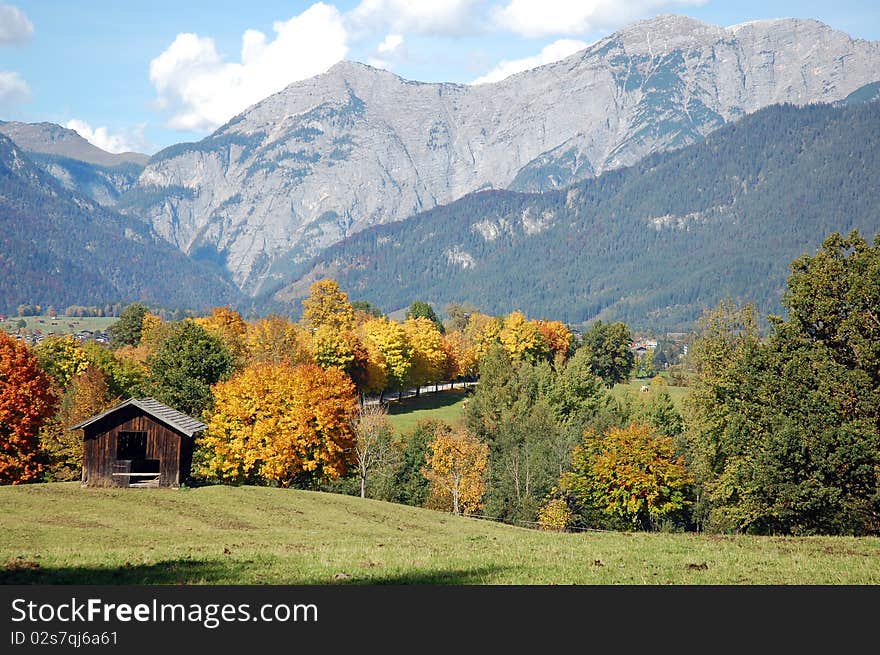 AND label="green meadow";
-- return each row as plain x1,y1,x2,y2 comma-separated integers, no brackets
2,484,878,585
